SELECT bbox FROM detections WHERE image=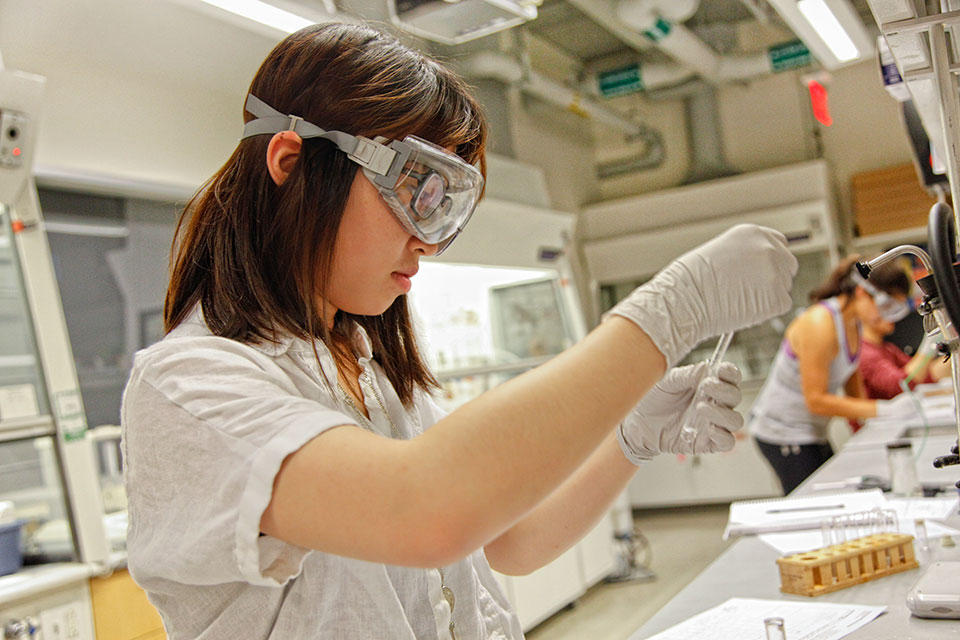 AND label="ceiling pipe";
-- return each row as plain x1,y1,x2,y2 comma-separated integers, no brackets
458,50,646,138
458,50,666,178
567,0,790,84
